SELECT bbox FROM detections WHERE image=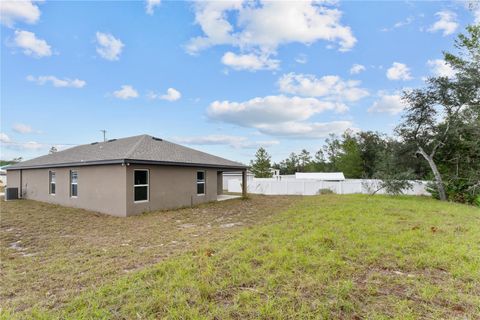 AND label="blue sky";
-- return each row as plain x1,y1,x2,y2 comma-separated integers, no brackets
1,1,478,163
